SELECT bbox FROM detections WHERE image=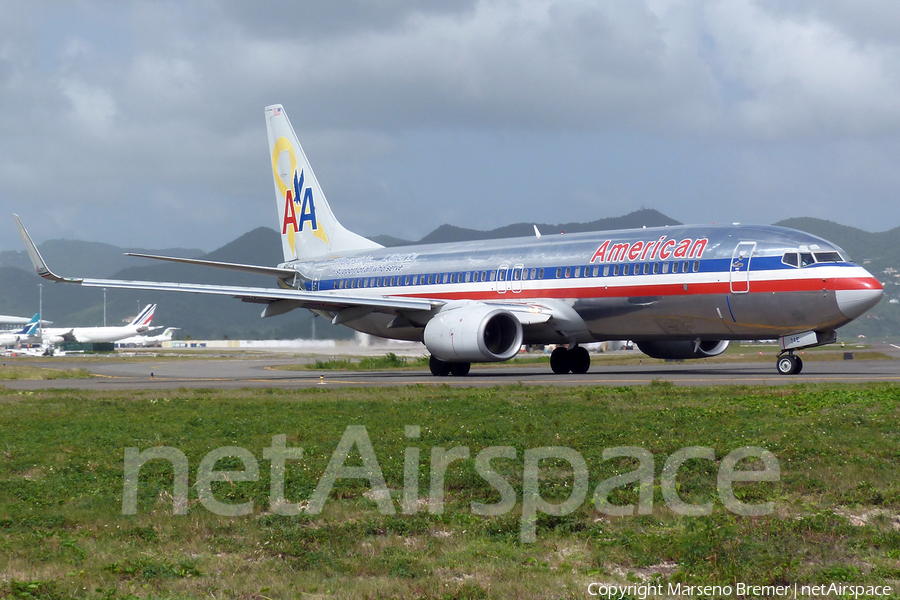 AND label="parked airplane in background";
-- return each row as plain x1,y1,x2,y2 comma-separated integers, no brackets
41,305,157,345
0,313,41,346
0,314,44,327
14,105,883,376
115,327,179,348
